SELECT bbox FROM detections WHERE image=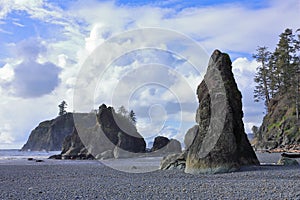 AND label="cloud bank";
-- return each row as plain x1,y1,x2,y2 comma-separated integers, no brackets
0,0,299,148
